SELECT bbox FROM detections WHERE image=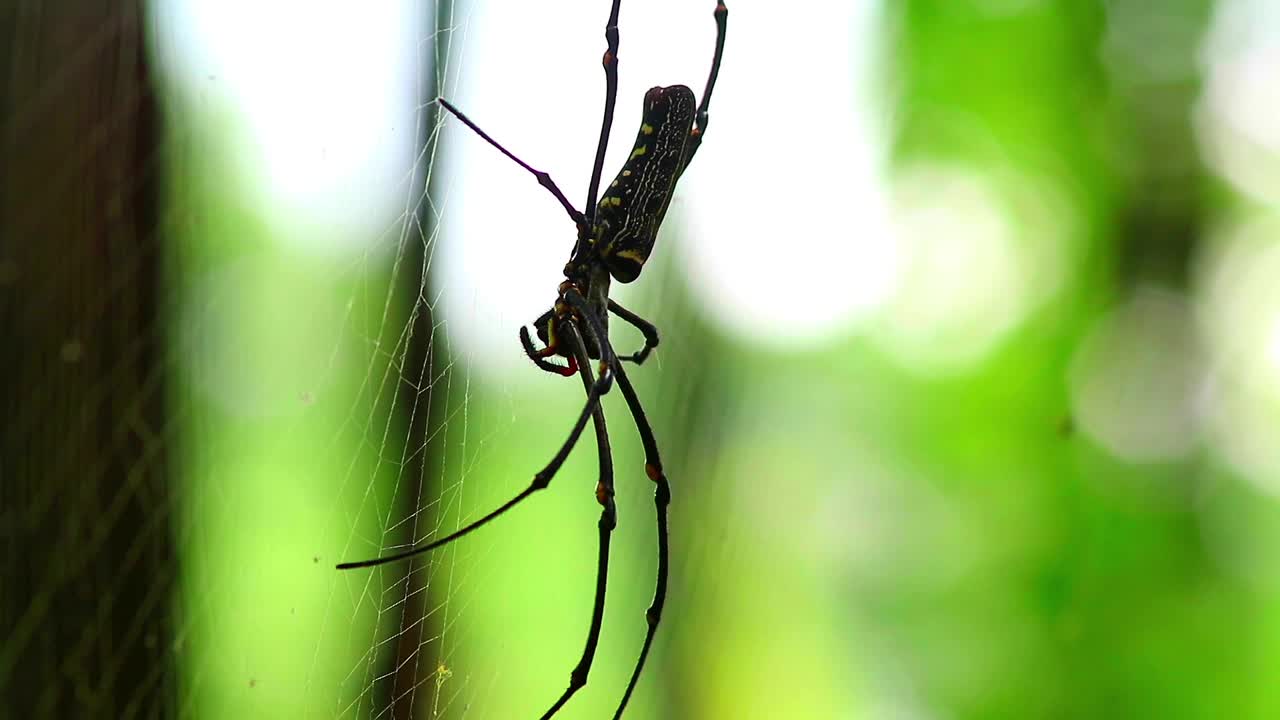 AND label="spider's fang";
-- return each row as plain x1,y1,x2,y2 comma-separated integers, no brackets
559,354,579,377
